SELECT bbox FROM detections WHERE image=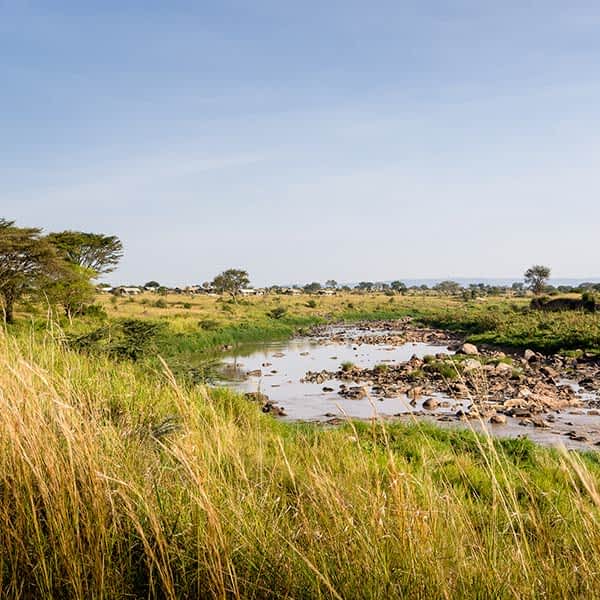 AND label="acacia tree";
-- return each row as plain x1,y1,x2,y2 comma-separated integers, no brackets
390,280,407,294
357,281,374,292
46,231,123,276
435,280,461,295
524,265,551,295
44,264,96,322
211,268,250,302
303,282,322,294
0,219,59,323
325,280,338,289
